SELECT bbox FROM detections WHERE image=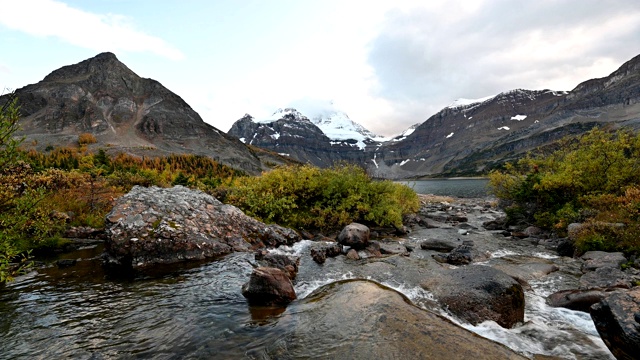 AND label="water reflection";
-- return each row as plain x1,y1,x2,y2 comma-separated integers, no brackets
399,178,490,198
